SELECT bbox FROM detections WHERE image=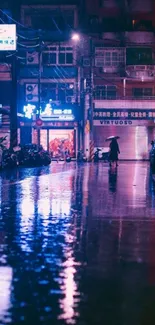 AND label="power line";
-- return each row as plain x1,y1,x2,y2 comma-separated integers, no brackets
17,34,39,41
0,9,36,31
17,42,39,48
